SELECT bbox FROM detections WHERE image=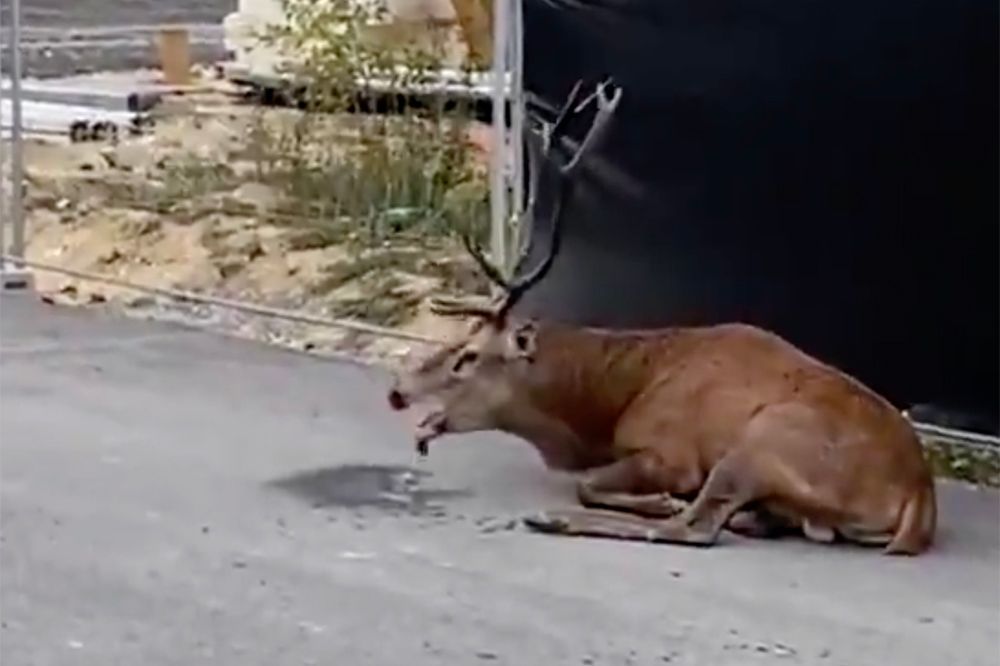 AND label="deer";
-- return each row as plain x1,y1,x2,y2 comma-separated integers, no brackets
387,79,937,555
